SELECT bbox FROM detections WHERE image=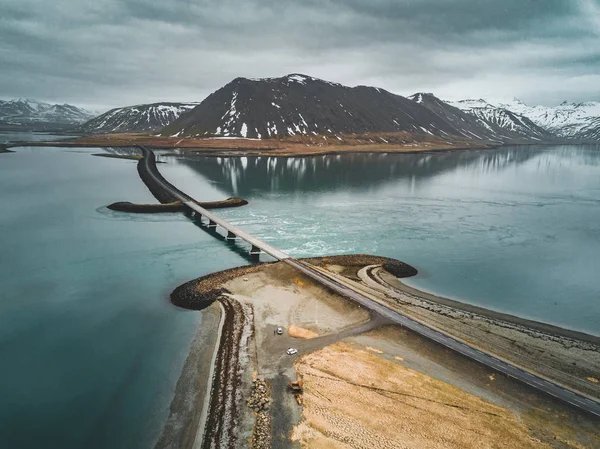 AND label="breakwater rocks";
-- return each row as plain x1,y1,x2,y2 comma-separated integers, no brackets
170,255,416,311
108,145,248,213
171,265,265,310
247,378,272,449
107,197,248,214
0,144,14,153
193,197,249,209
302,254,418,278
136,148,180,204
108,201,186,213
202,297,248,449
